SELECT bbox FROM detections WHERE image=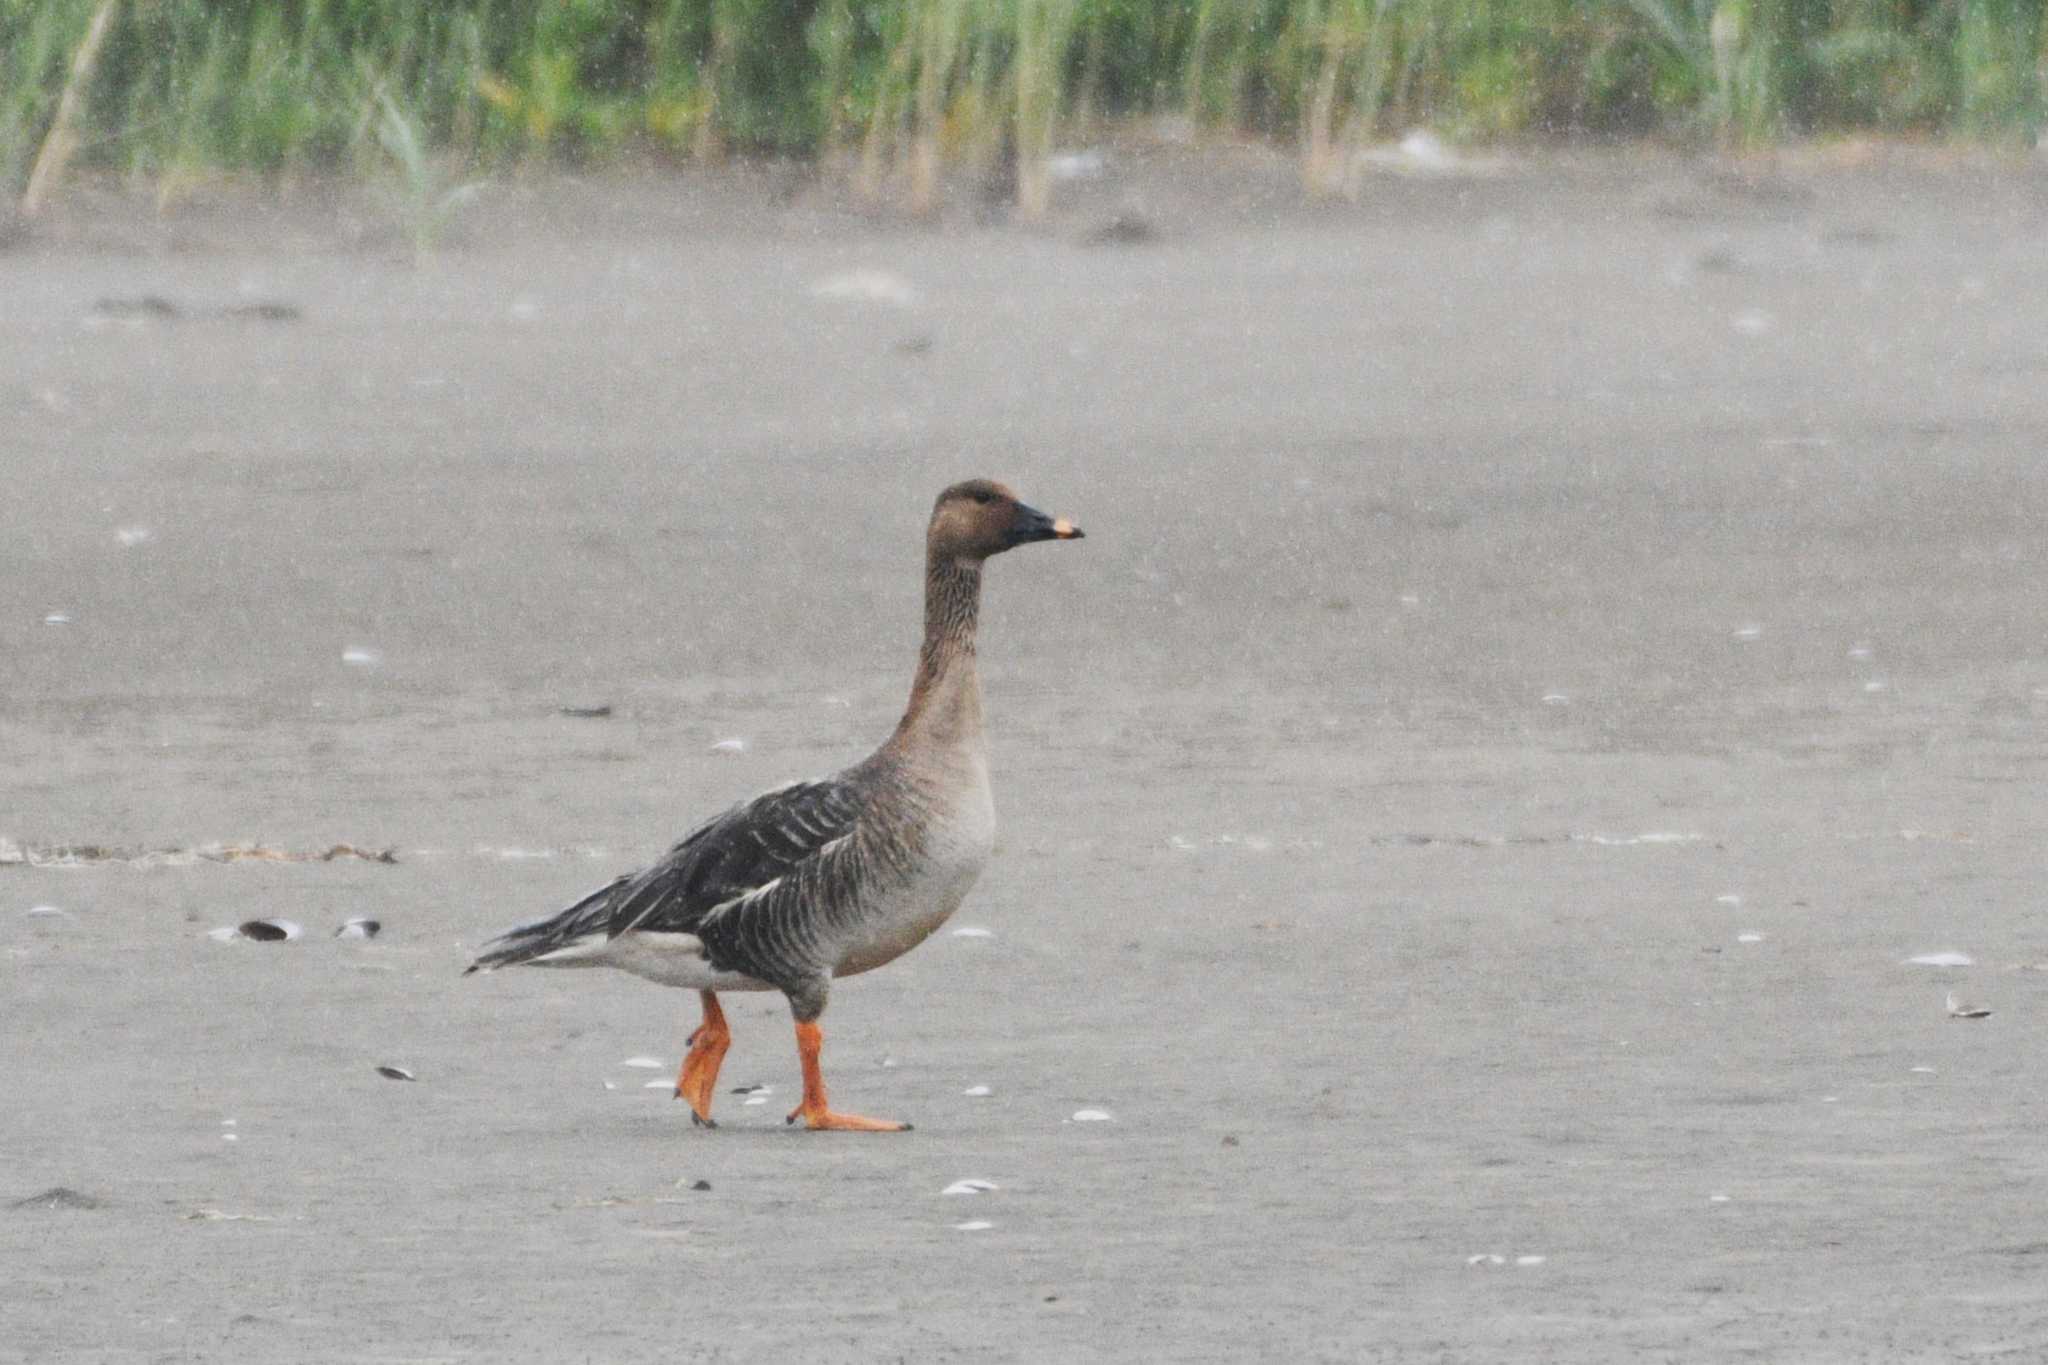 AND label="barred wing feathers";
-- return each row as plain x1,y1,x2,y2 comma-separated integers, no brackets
605,778,867,940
